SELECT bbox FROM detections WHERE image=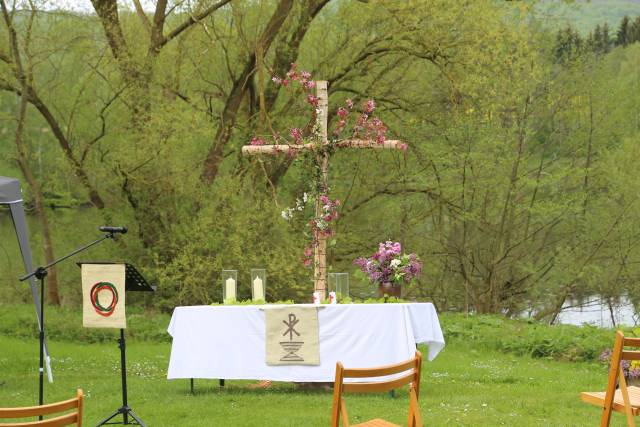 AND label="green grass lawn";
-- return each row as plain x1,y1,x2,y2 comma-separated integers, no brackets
0,333,628,426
